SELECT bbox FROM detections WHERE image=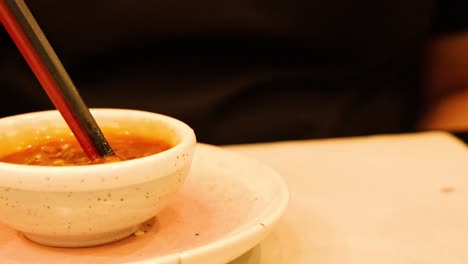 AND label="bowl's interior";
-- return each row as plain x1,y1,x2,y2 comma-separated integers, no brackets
0,109,196,192
0,110,184,158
